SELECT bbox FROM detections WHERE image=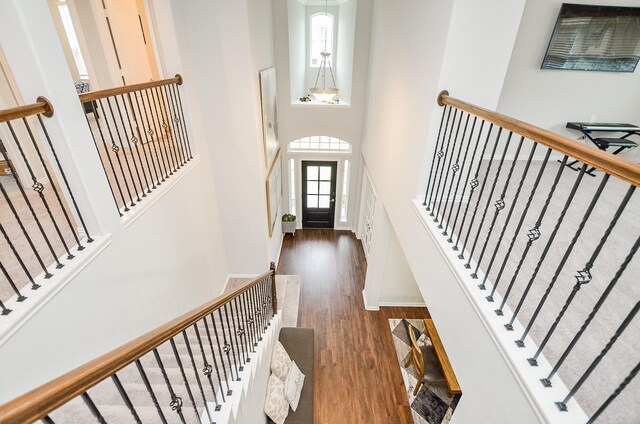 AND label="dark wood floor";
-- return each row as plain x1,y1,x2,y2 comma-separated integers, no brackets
277,229,429,423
